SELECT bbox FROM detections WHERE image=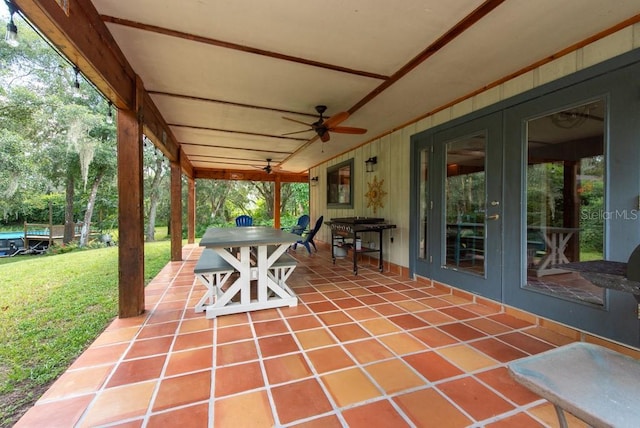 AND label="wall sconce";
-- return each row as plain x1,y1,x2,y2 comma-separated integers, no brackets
310,176,319,186
365,156,377,173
